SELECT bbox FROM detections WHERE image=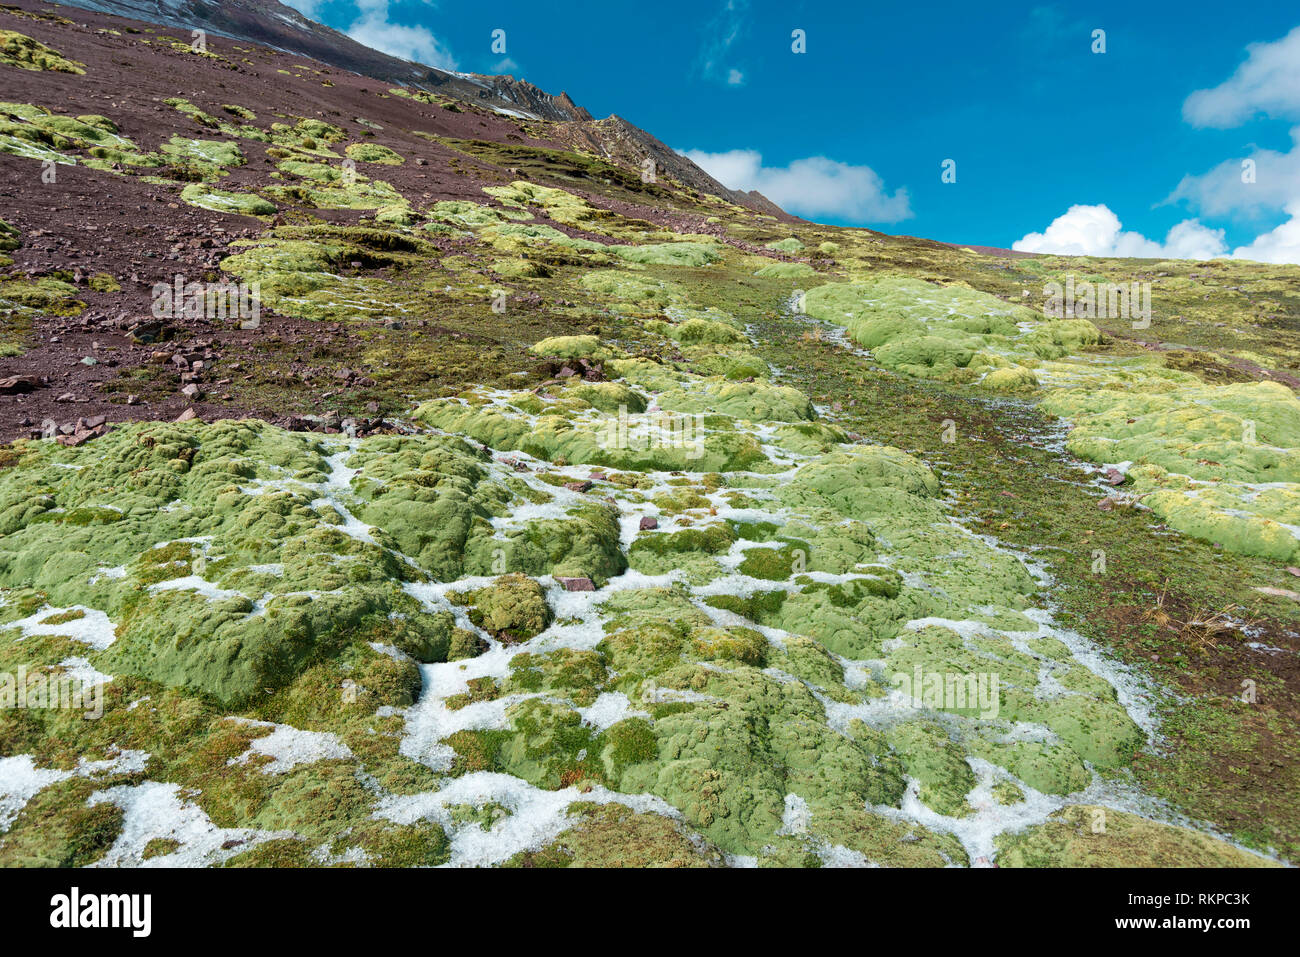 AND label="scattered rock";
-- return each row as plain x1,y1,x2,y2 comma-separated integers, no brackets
1256,586,1300,601
556,576,596,592
126,319,175,344
0,375,44,395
